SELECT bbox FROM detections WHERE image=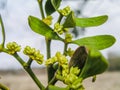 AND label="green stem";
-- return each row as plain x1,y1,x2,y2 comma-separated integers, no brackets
57,14,63,23
45,38,56,83
12,53,45,90
12,53,25,65
46,14,64,83
0,83,9,90
27,58,33,67
45,75,57,89
48,75,57,85
45,38,51,59
63,43,68,55
37,0,45,19
0,15,6,48
24,67,45,90
37,0,55,84
46,11,64,84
